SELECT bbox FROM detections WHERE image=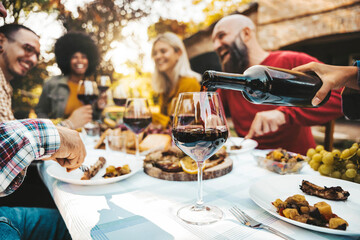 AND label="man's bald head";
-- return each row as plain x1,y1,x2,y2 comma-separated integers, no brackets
213,14,255,40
